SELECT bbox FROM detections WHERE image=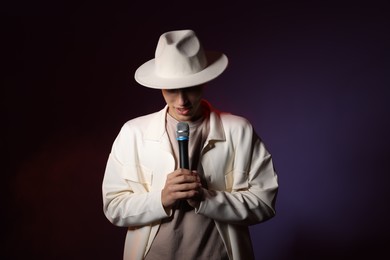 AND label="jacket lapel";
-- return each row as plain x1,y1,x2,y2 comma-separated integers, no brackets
143,106,175,189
